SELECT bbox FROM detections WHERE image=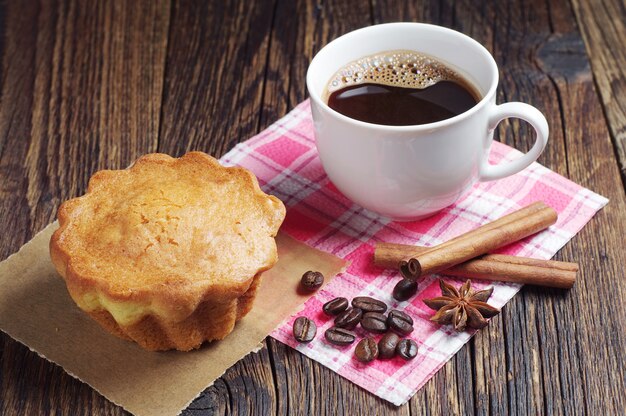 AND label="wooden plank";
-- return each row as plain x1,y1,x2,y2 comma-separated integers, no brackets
162,3,398,415
484,2,561,414
372,7,490,415
157,1,280,414
0,0,171,415
471,0,626,413
488,0,626,413
183,347,279,416
1,0,625,415
538,1,626,414
157,0,276,158
371,1,626,416
570,0,626,186
258,0,319,130
258,1,408,414
370,2,507,415
260,0,373,130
